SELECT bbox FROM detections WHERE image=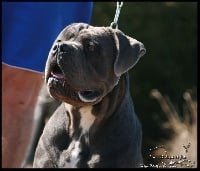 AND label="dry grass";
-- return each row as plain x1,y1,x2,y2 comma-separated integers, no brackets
147,89,197,168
